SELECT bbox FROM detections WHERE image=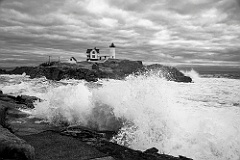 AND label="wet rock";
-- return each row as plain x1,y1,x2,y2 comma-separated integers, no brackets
61,125,105,140
143,147,159,154
145,64,192,83
174,76,192,83
0,93,40,109
0,96,16,105
17,95,39,103
0,125,35,160
0,103,8,127
16,95,40,109
0,99,35,159
92,156,115,160
20,131,105,160
60,125,193,160
179,155,193,160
